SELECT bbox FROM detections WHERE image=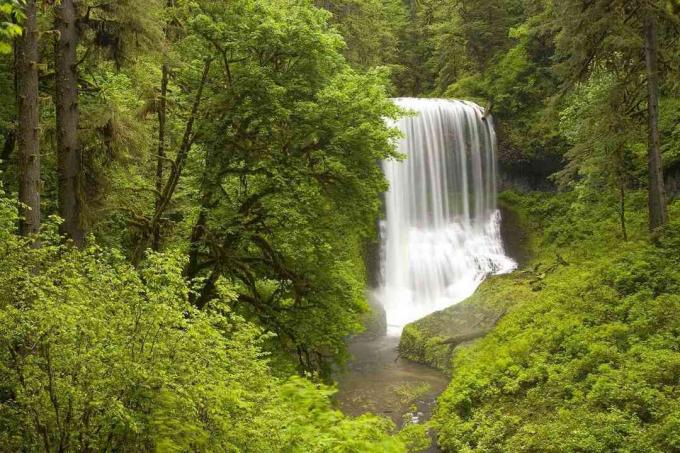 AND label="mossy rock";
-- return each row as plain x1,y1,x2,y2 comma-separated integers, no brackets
357,294,387,339
399,272,535,373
